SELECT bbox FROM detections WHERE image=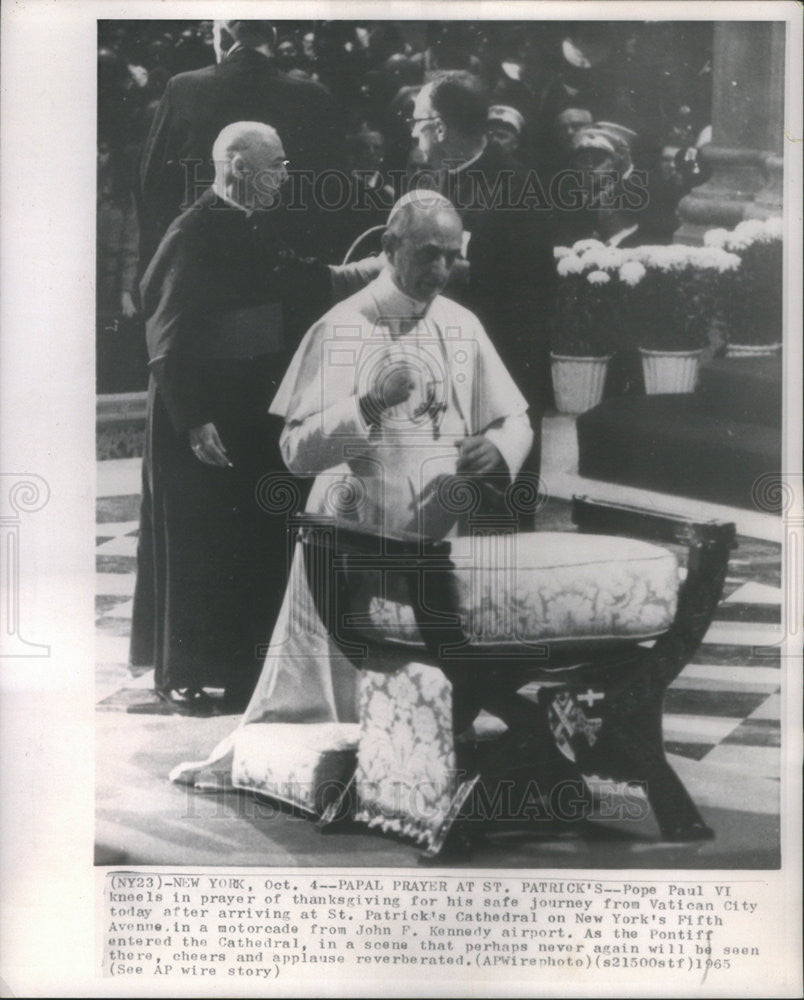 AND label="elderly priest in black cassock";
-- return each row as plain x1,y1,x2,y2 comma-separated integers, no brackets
129,121,378,714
